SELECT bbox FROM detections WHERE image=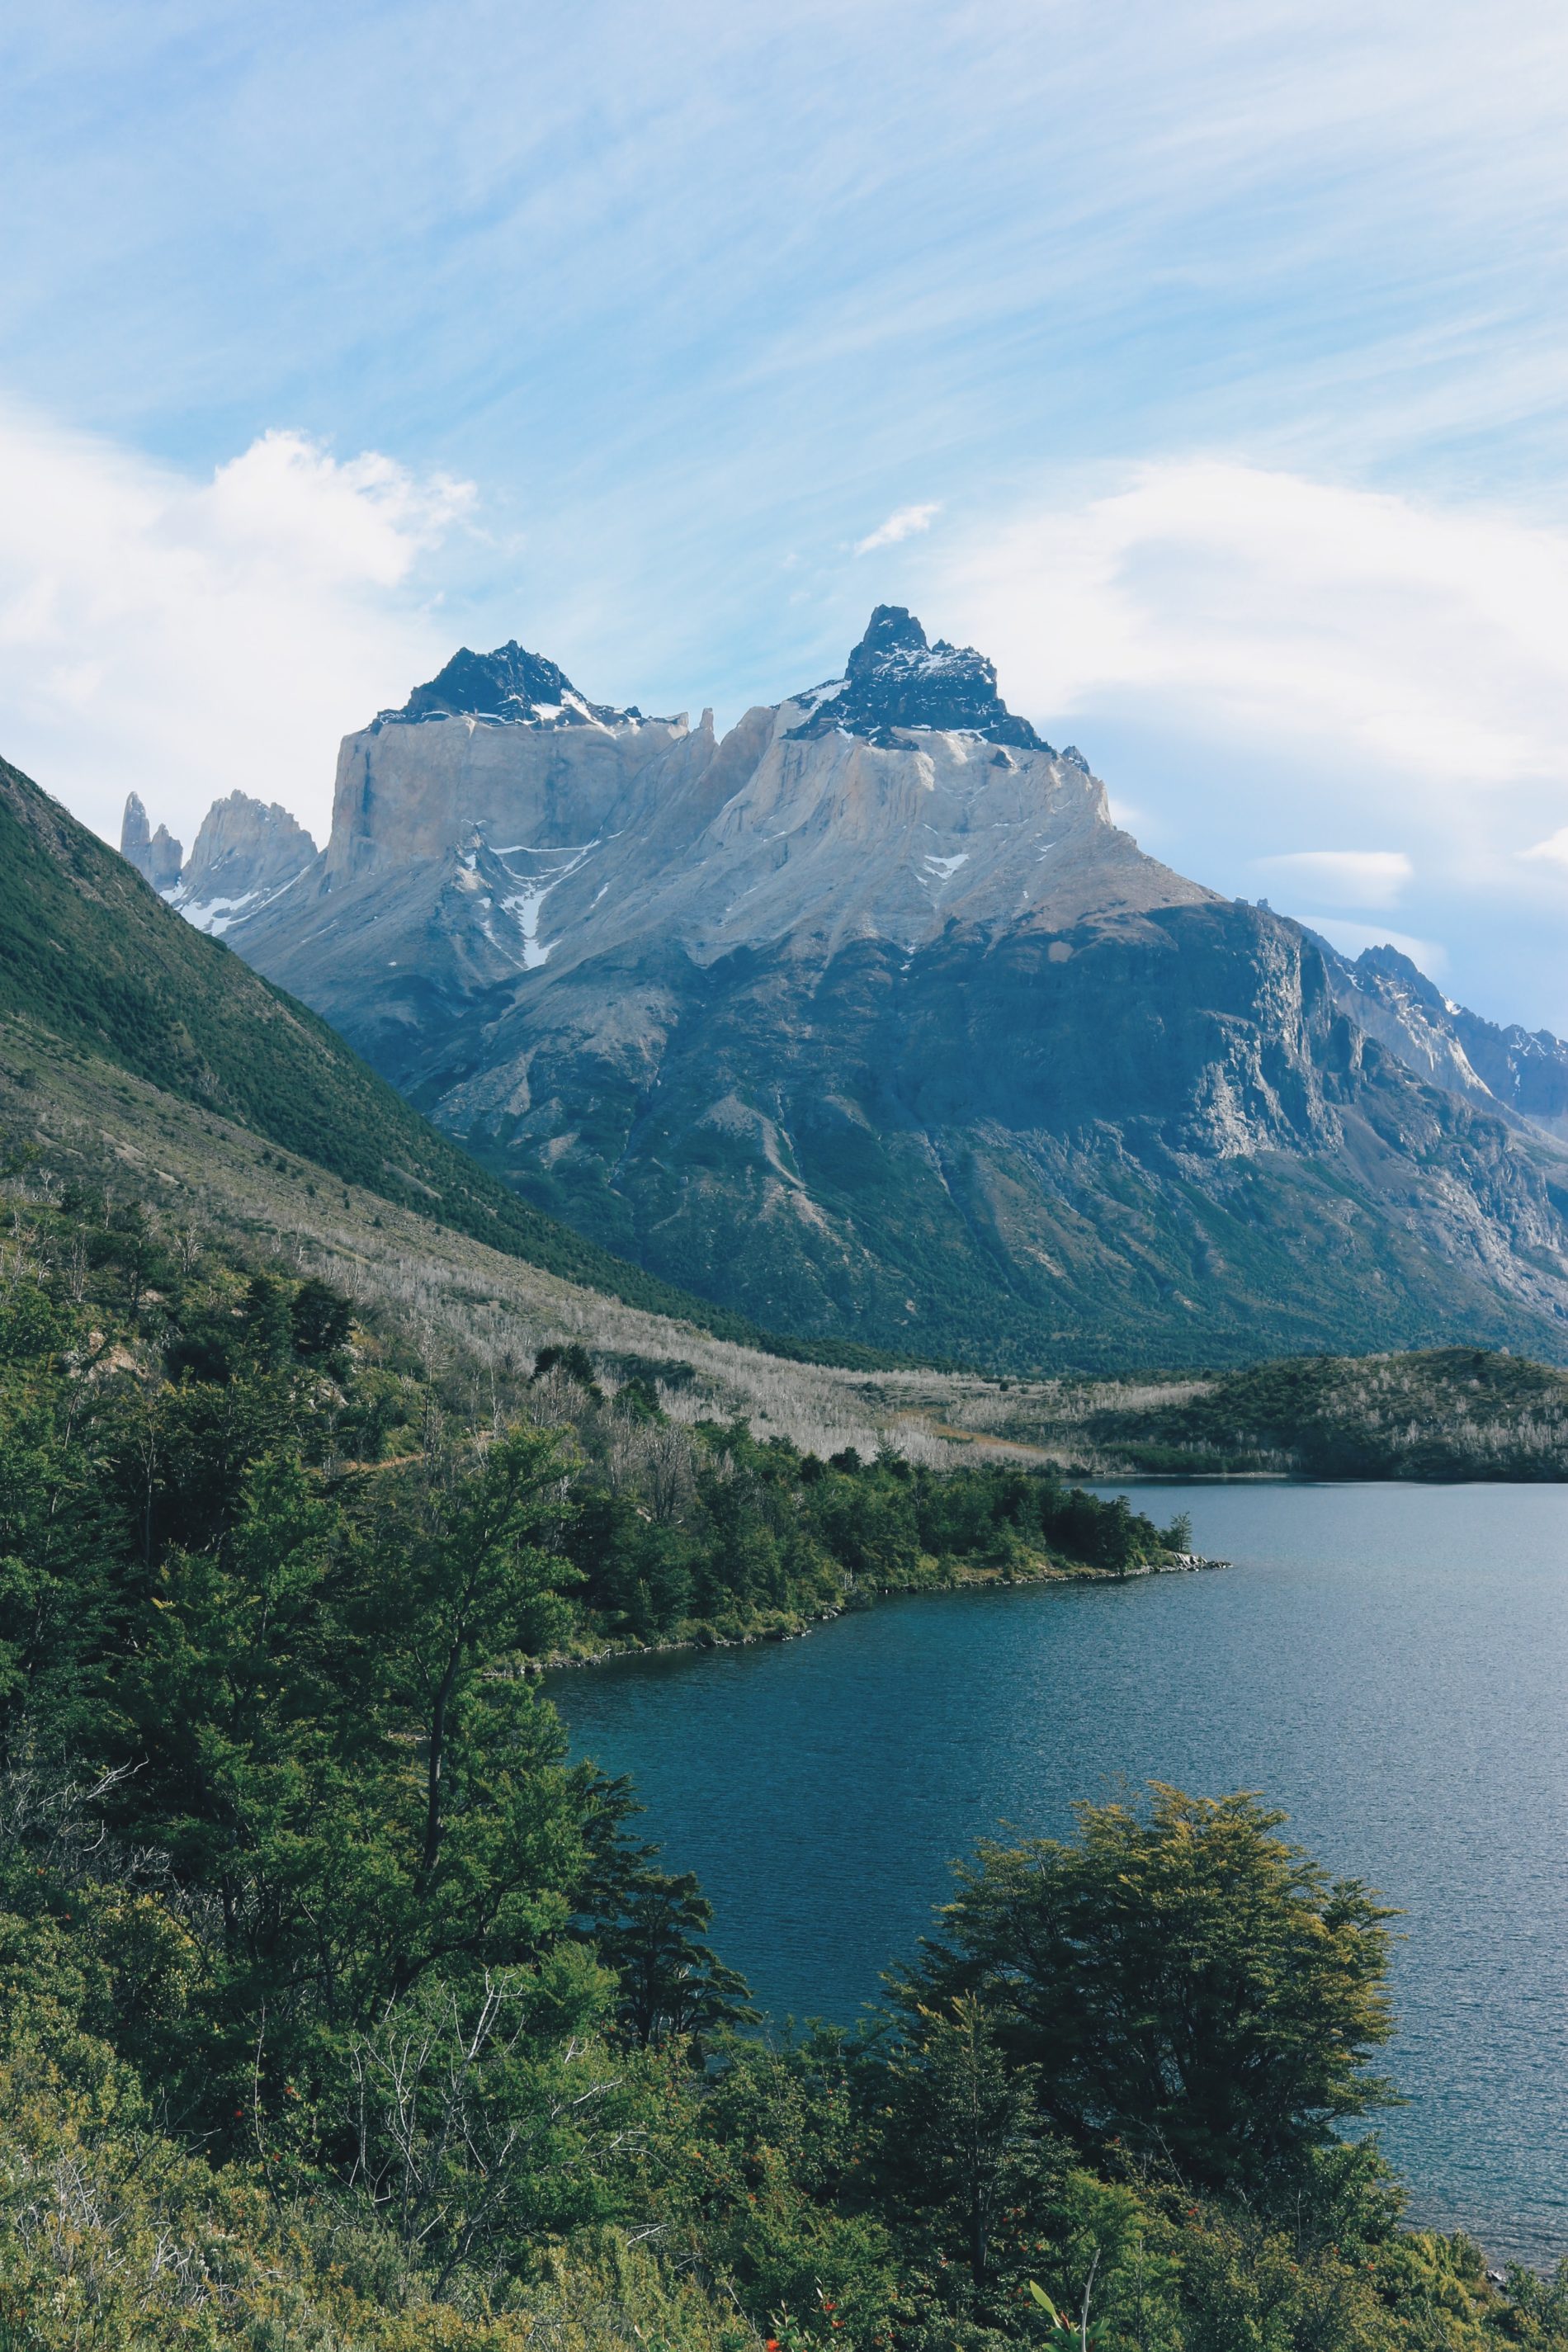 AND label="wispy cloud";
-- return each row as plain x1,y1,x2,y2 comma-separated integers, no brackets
922,456,1568,1023
1519,827,1568,870
12,0,1568,714
1256,851,1413,907
854,502,941,556
0,412,471,846
940,460,1568,791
